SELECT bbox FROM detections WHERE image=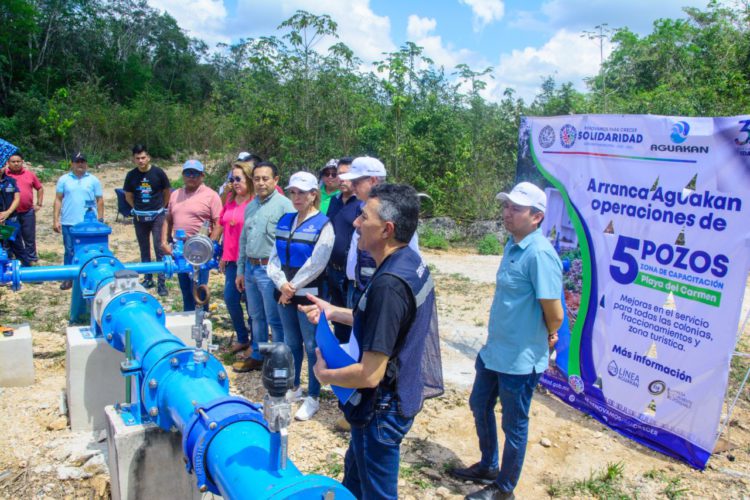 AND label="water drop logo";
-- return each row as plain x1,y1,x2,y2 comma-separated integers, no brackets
607,360,618,377
670,121,690,144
